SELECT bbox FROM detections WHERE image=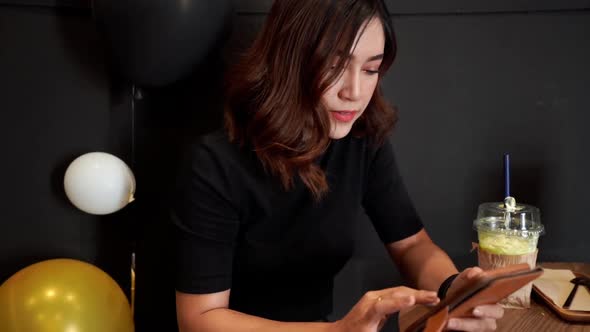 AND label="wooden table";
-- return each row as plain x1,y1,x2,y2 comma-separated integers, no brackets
399,262,590,332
